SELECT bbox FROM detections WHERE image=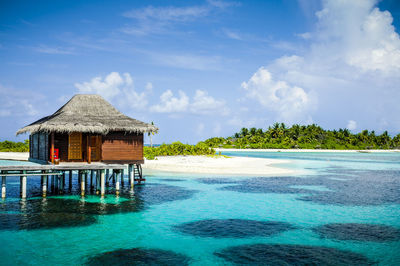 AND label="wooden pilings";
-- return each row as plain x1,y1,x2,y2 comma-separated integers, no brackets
100,169,105,197
42,170,47,197
80,171,86,197
21,171,27,199
0,164,143,199
115,170,120,196
1,171,6,199
129,164,134,190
